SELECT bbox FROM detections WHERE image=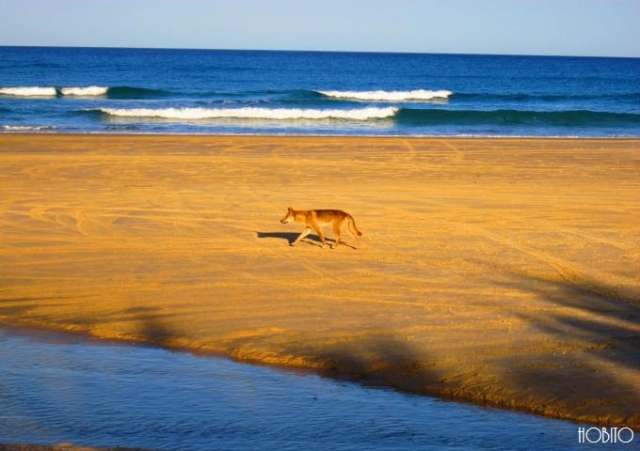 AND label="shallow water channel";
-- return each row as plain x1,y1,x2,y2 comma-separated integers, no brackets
0,326,608,450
